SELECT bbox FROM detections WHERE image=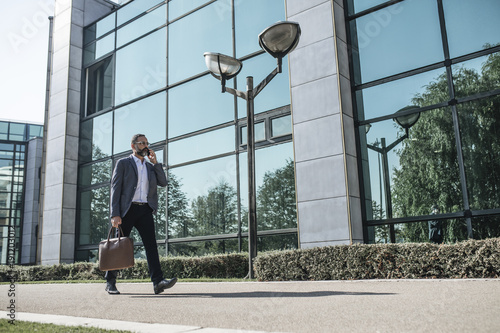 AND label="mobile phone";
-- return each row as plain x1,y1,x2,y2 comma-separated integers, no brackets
144,148,150,157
